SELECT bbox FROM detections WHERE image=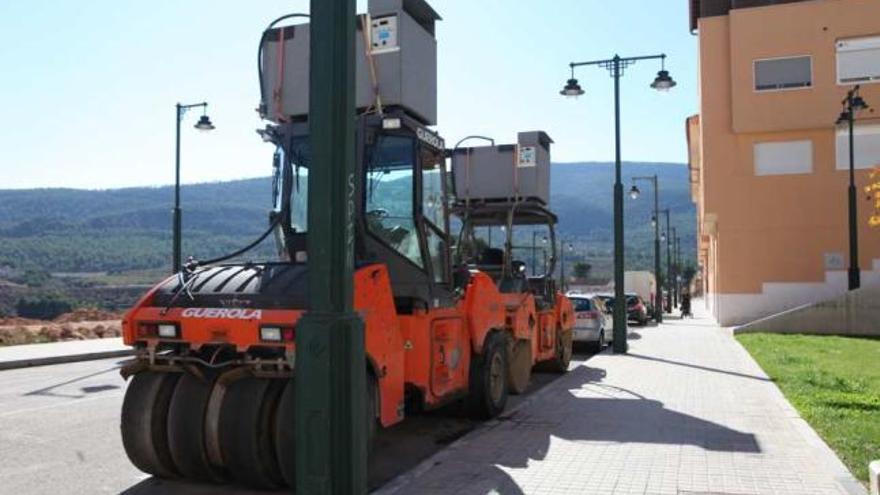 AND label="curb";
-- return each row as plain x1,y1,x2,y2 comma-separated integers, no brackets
0,349,135,371
372,356,598,494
